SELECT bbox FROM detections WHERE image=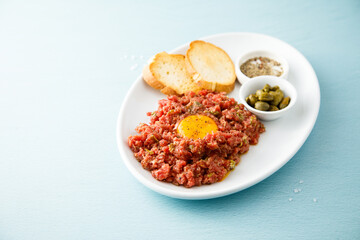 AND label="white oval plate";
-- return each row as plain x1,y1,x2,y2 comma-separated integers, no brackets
116,32,320,200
